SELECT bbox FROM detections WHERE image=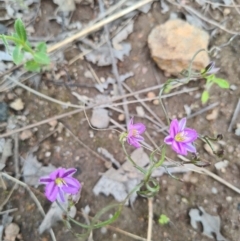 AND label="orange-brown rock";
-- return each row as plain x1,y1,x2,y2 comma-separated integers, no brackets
148,19,209,76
